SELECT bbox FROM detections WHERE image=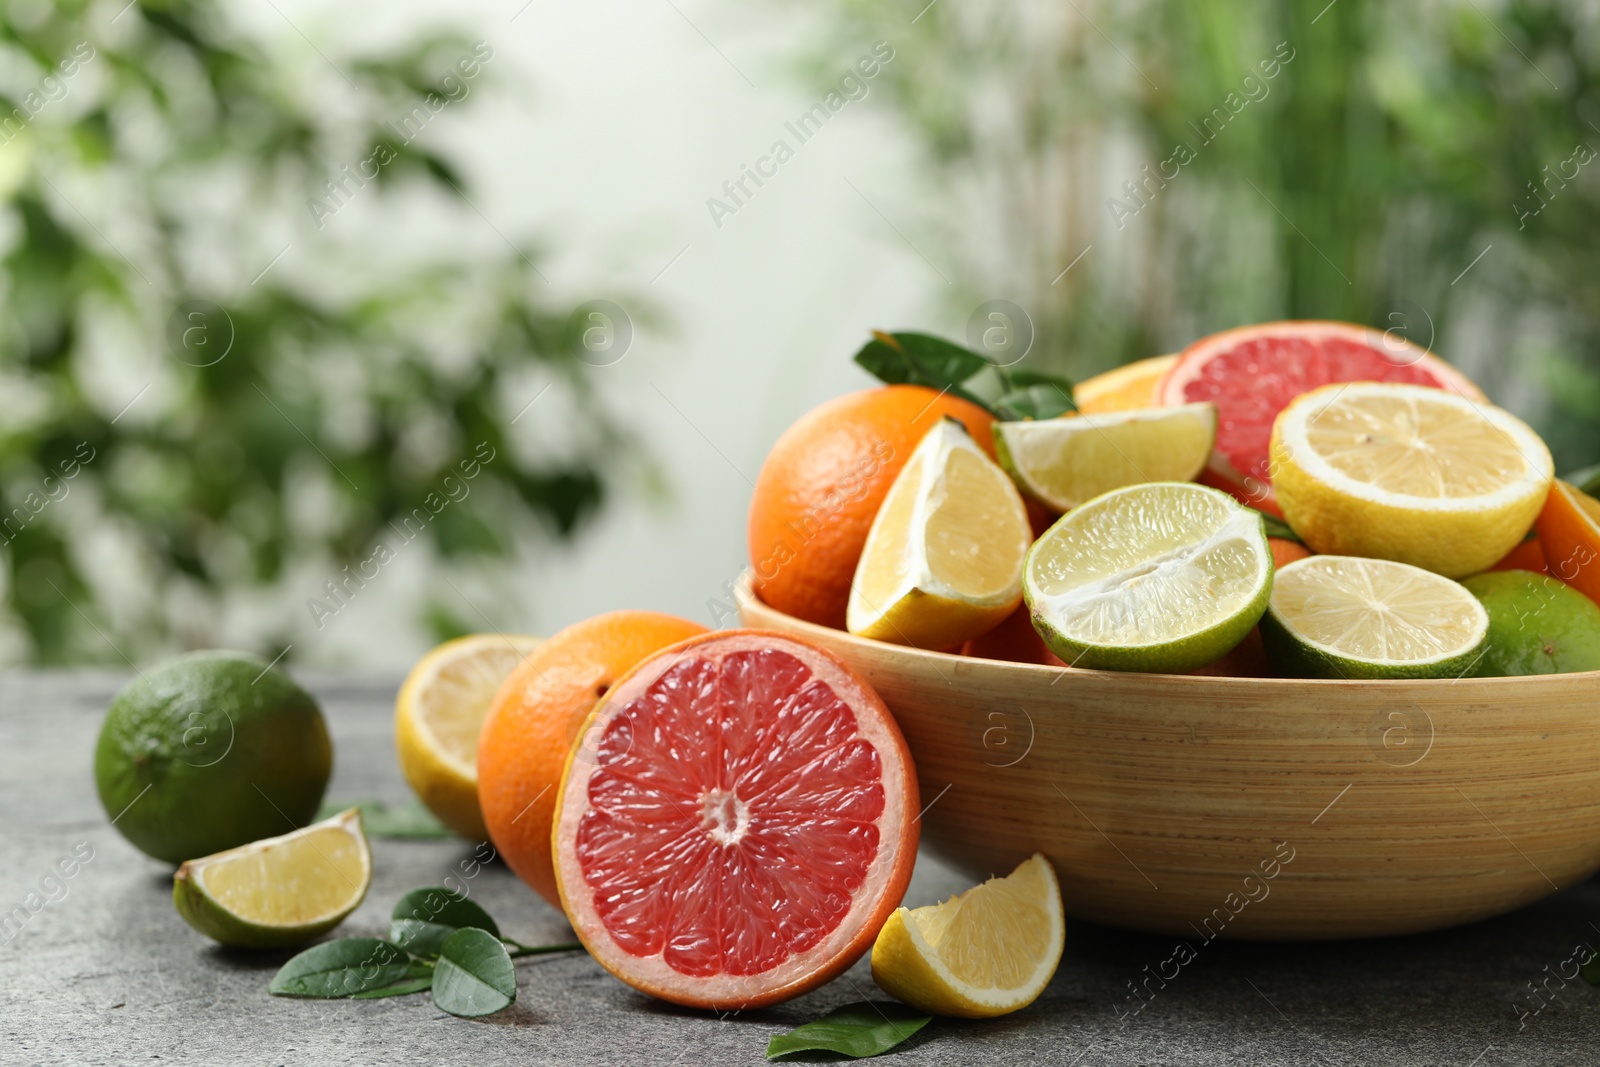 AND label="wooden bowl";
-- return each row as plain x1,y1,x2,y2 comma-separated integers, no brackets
735,571,1600,940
